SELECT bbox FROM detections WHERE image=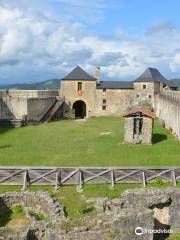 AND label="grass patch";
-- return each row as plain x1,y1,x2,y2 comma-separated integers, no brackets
169,234,180,240
0,204,29,227
0,117,179,166
29,210,48,222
